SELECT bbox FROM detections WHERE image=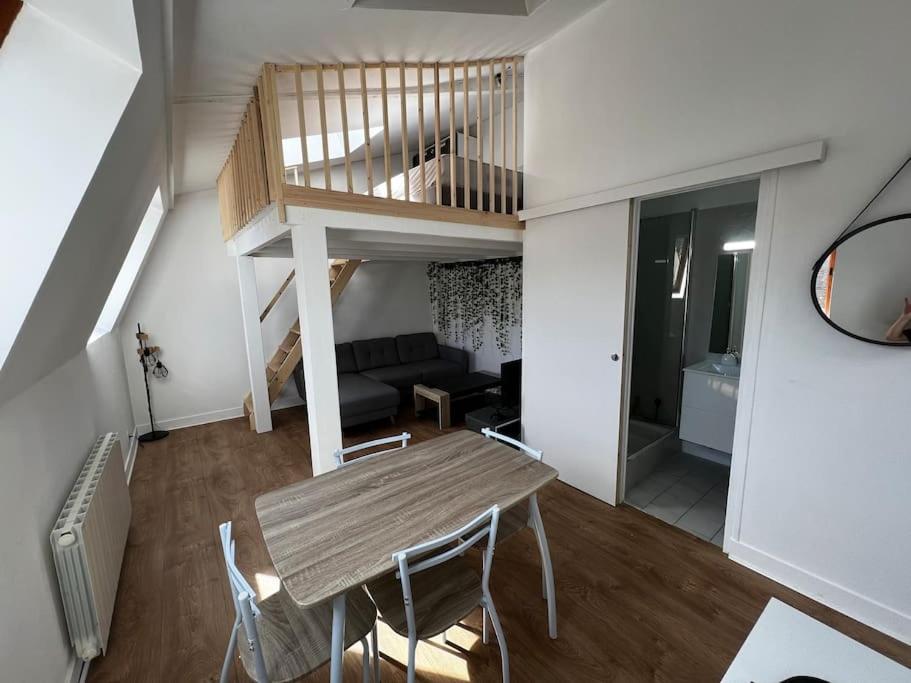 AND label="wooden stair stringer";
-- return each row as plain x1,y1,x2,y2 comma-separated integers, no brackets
244,258,361,430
